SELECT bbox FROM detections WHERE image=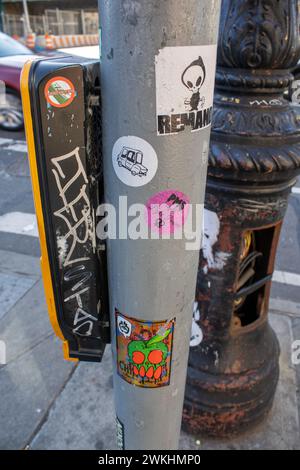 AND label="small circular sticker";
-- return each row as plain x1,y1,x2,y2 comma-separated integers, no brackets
146,190,190,234
112,136,158,187
44,76,76,108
